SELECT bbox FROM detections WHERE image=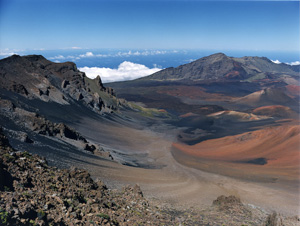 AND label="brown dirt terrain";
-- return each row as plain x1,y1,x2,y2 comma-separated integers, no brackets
253,105,299,119
157,85,236,102
3,127,299,225
65,115,300,218
285,85,300,98
172,123,300,180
